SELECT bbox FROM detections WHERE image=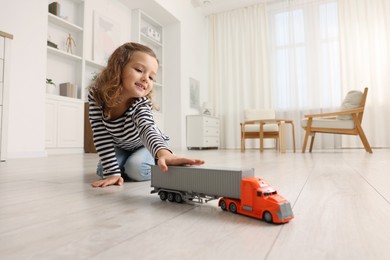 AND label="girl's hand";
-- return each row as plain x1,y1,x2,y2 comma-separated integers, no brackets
156,149,205,172
91,176,124,188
